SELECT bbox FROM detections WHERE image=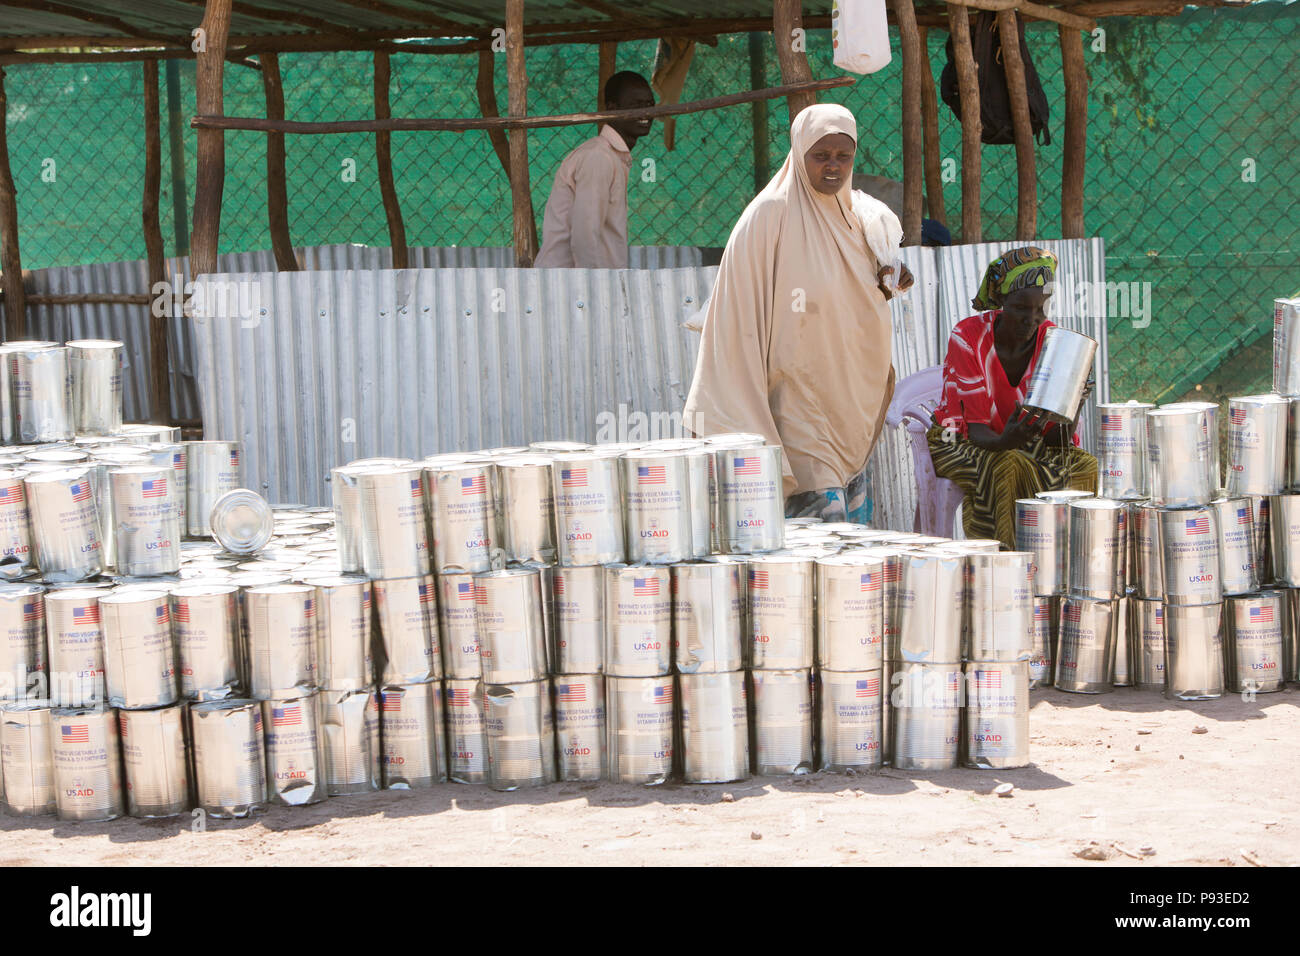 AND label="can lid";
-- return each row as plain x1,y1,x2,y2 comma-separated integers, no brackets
65,339,125,351
99,588,169,604
170,582,239,597
700,432,766,446
210,488,274,555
